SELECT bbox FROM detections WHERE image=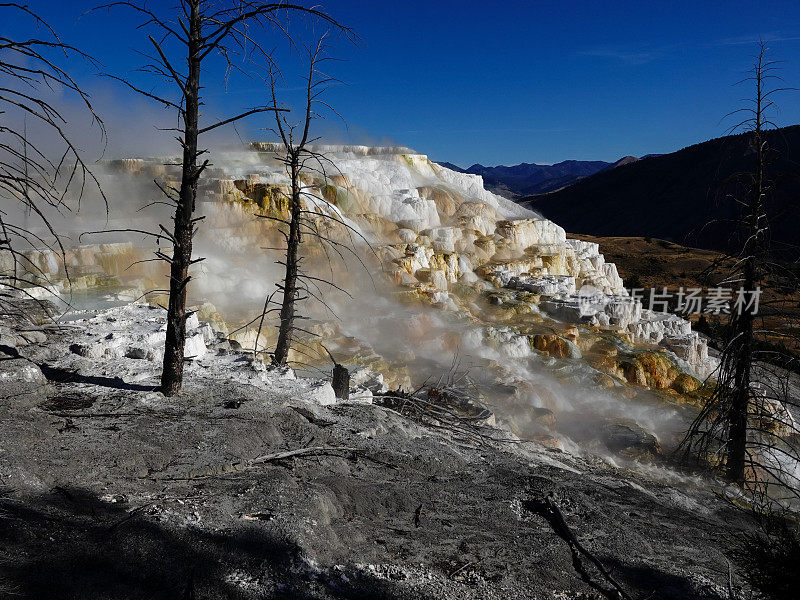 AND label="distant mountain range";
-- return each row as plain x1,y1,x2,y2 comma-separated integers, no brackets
519,125,800,256
438,156,646,198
